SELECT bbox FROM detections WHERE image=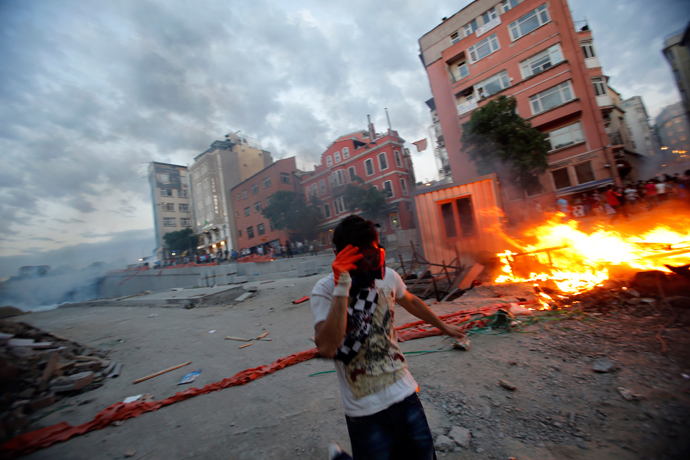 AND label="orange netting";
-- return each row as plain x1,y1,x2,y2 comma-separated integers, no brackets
1,302,515,458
